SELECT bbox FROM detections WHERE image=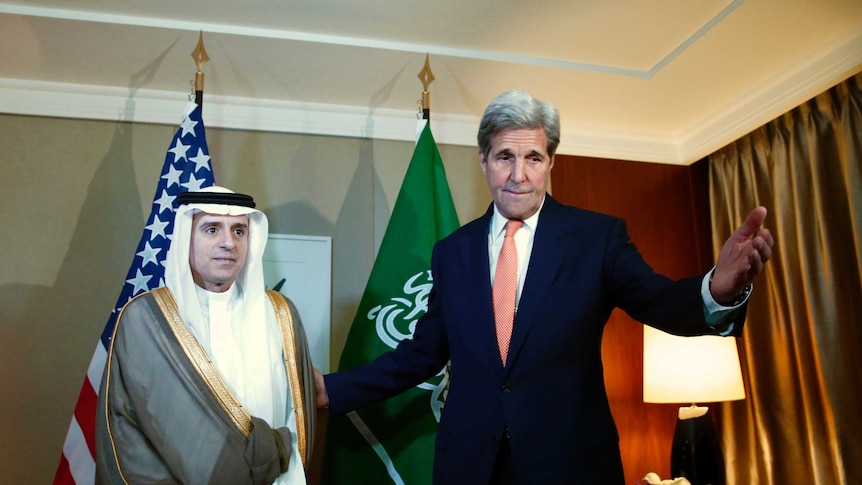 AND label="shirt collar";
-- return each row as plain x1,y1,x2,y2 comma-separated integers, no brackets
490,194,545,239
